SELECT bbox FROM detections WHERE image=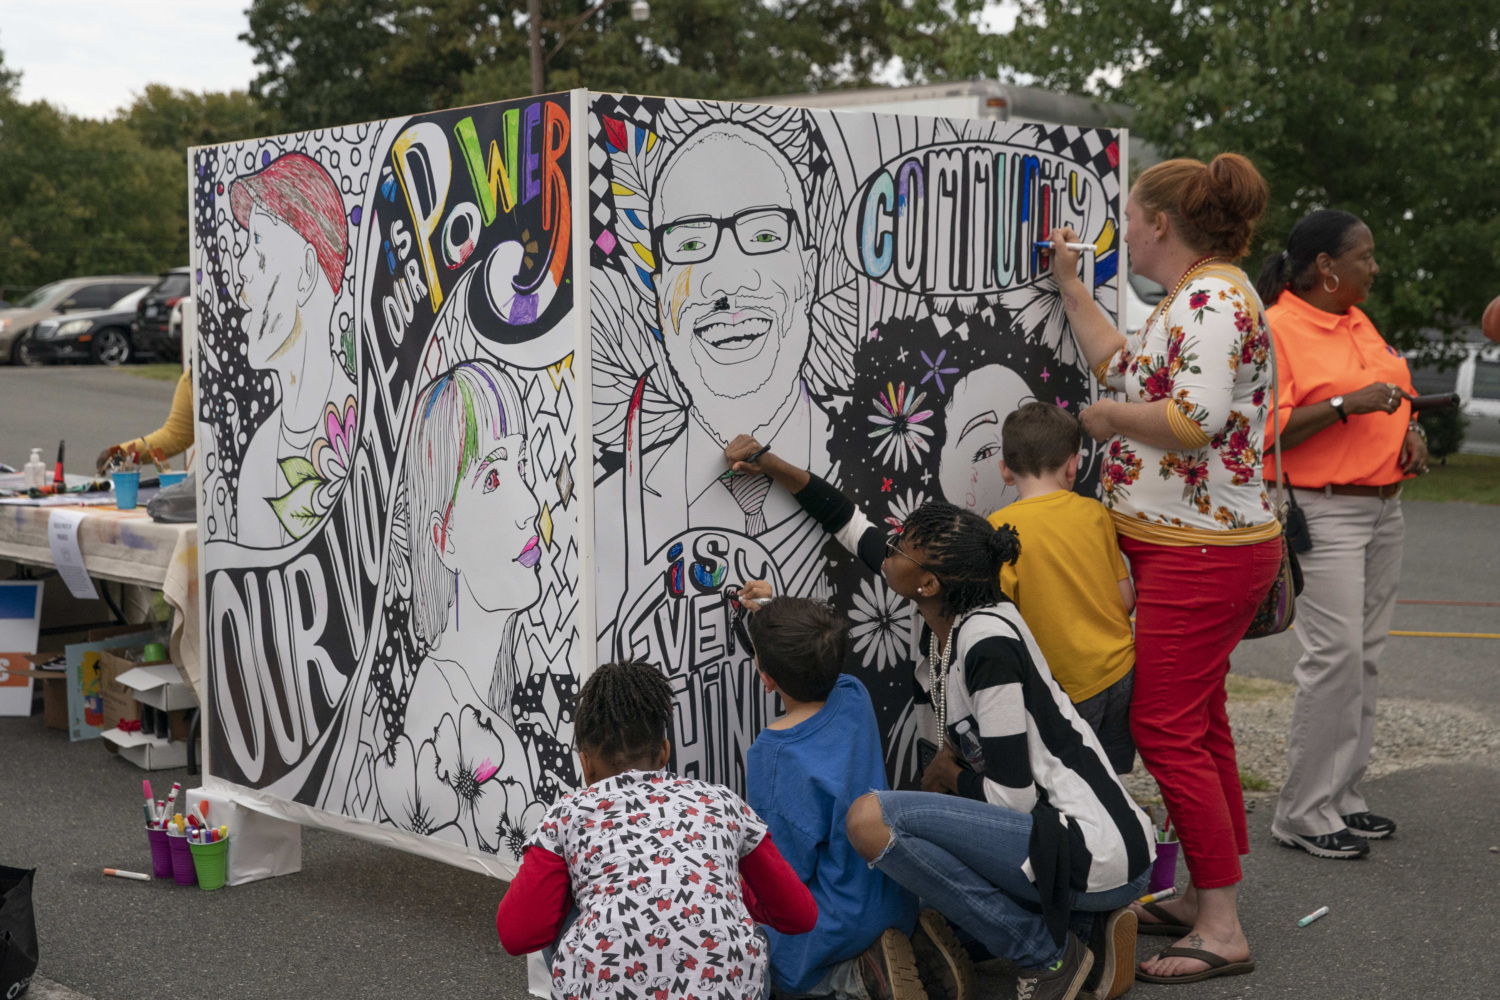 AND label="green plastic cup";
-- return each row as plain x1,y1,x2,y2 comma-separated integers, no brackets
189,837,230,890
